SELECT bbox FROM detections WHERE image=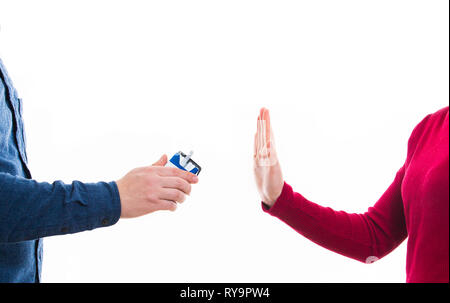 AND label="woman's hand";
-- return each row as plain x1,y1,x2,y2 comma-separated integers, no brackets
253,108,284,207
